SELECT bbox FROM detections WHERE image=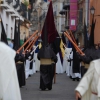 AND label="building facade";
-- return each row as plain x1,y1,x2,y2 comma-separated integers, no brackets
0,0,31,45
59,0,90,46
36,0,65,34
90,0,100,44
